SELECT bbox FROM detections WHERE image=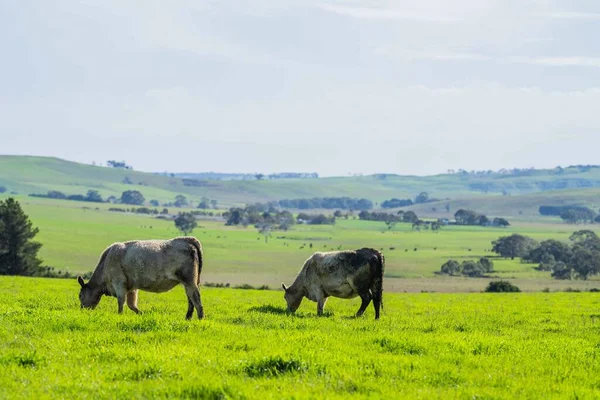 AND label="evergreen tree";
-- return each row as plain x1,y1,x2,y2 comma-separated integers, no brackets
0,198,43,276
